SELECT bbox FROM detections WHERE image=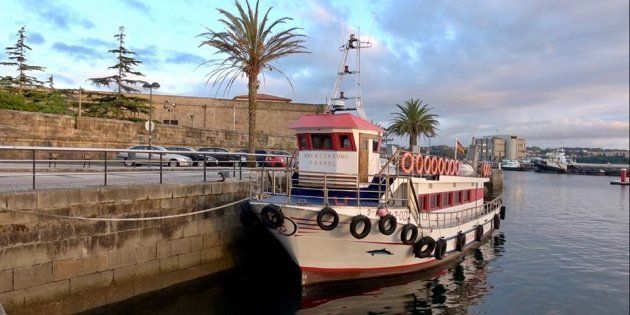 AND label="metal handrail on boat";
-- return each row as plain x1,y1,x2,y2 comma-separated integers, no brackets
418,196,502,229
